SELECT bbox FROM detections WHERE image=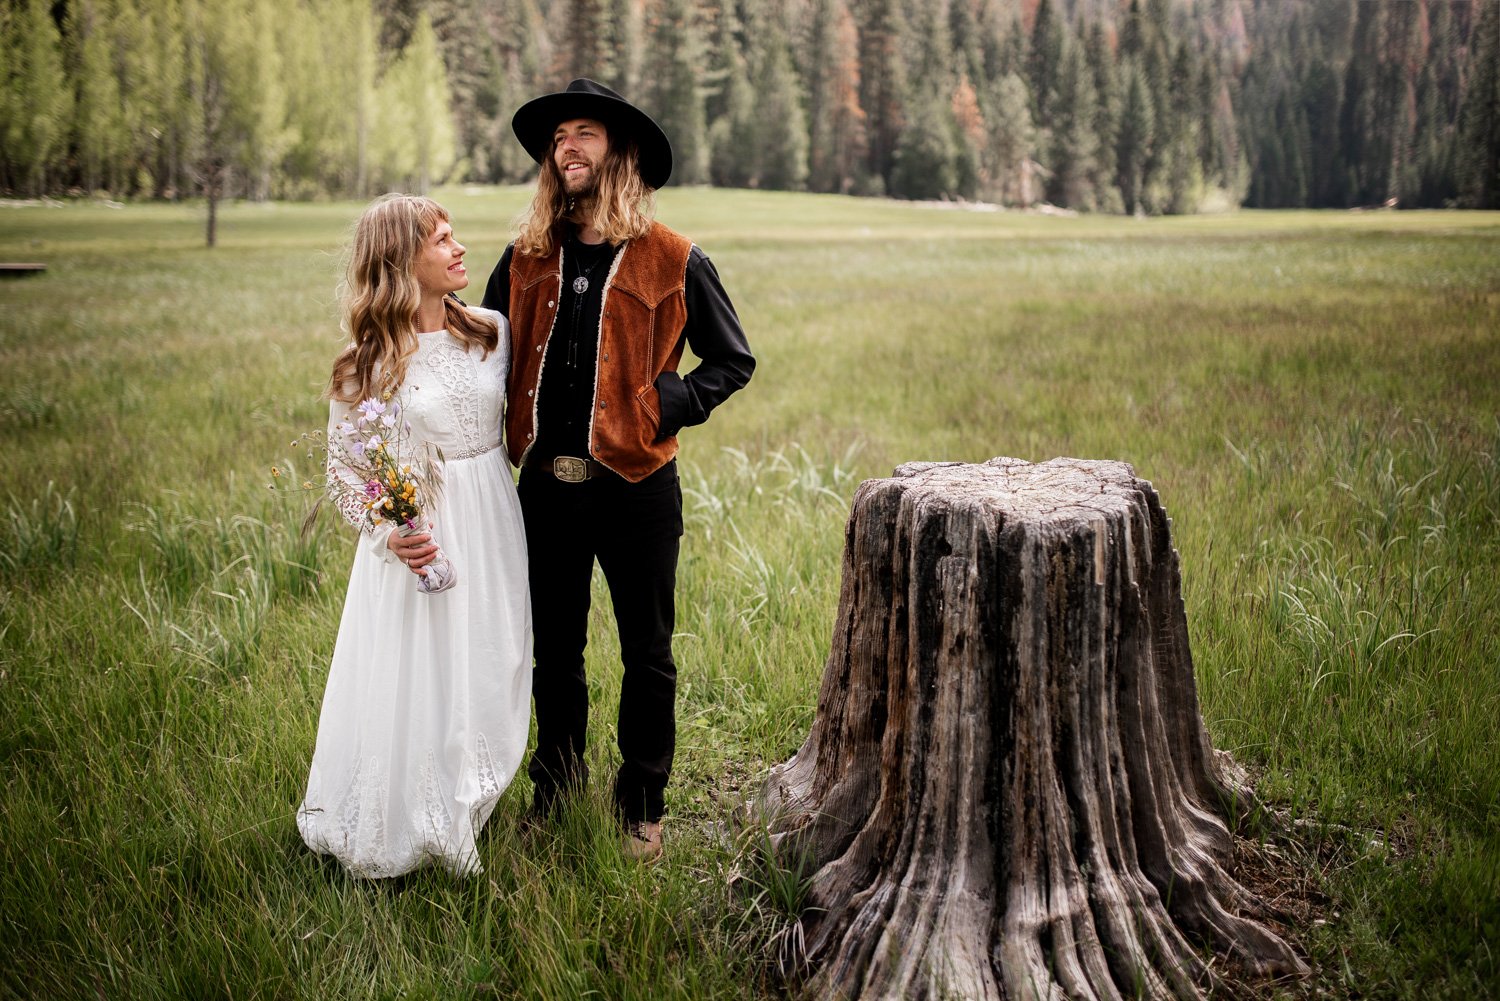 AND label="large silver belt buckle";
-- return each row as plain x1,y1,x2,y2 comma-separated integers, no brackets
553,456,588,483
